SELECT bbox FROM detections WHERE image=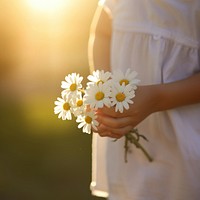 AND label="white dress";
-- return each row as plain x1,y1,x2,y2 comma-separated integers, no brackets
91,0,200,200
